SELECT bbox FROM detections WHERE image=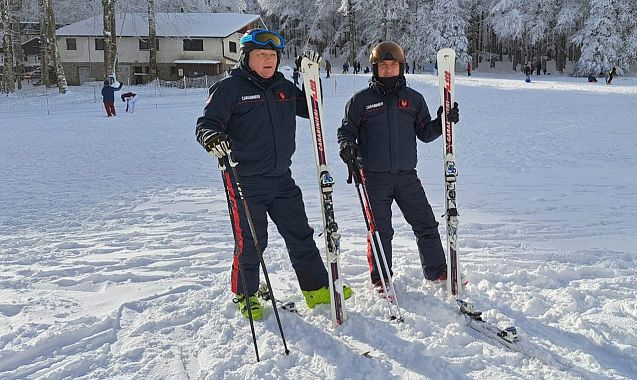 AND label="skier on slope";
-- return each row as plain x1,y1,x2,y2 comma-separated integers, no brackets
101,79,123,117
195,29,352,321
337,42,460,291
606,66,617,84
121,91,138,113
